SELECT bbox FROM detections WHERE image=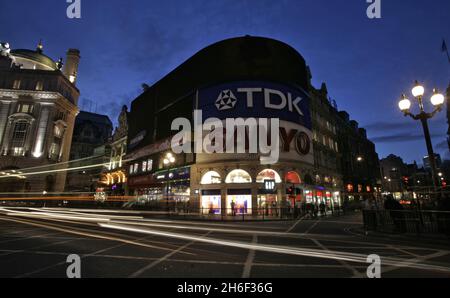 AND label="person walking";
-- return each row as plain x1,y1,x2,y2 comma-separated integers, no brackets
230,201,236,216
